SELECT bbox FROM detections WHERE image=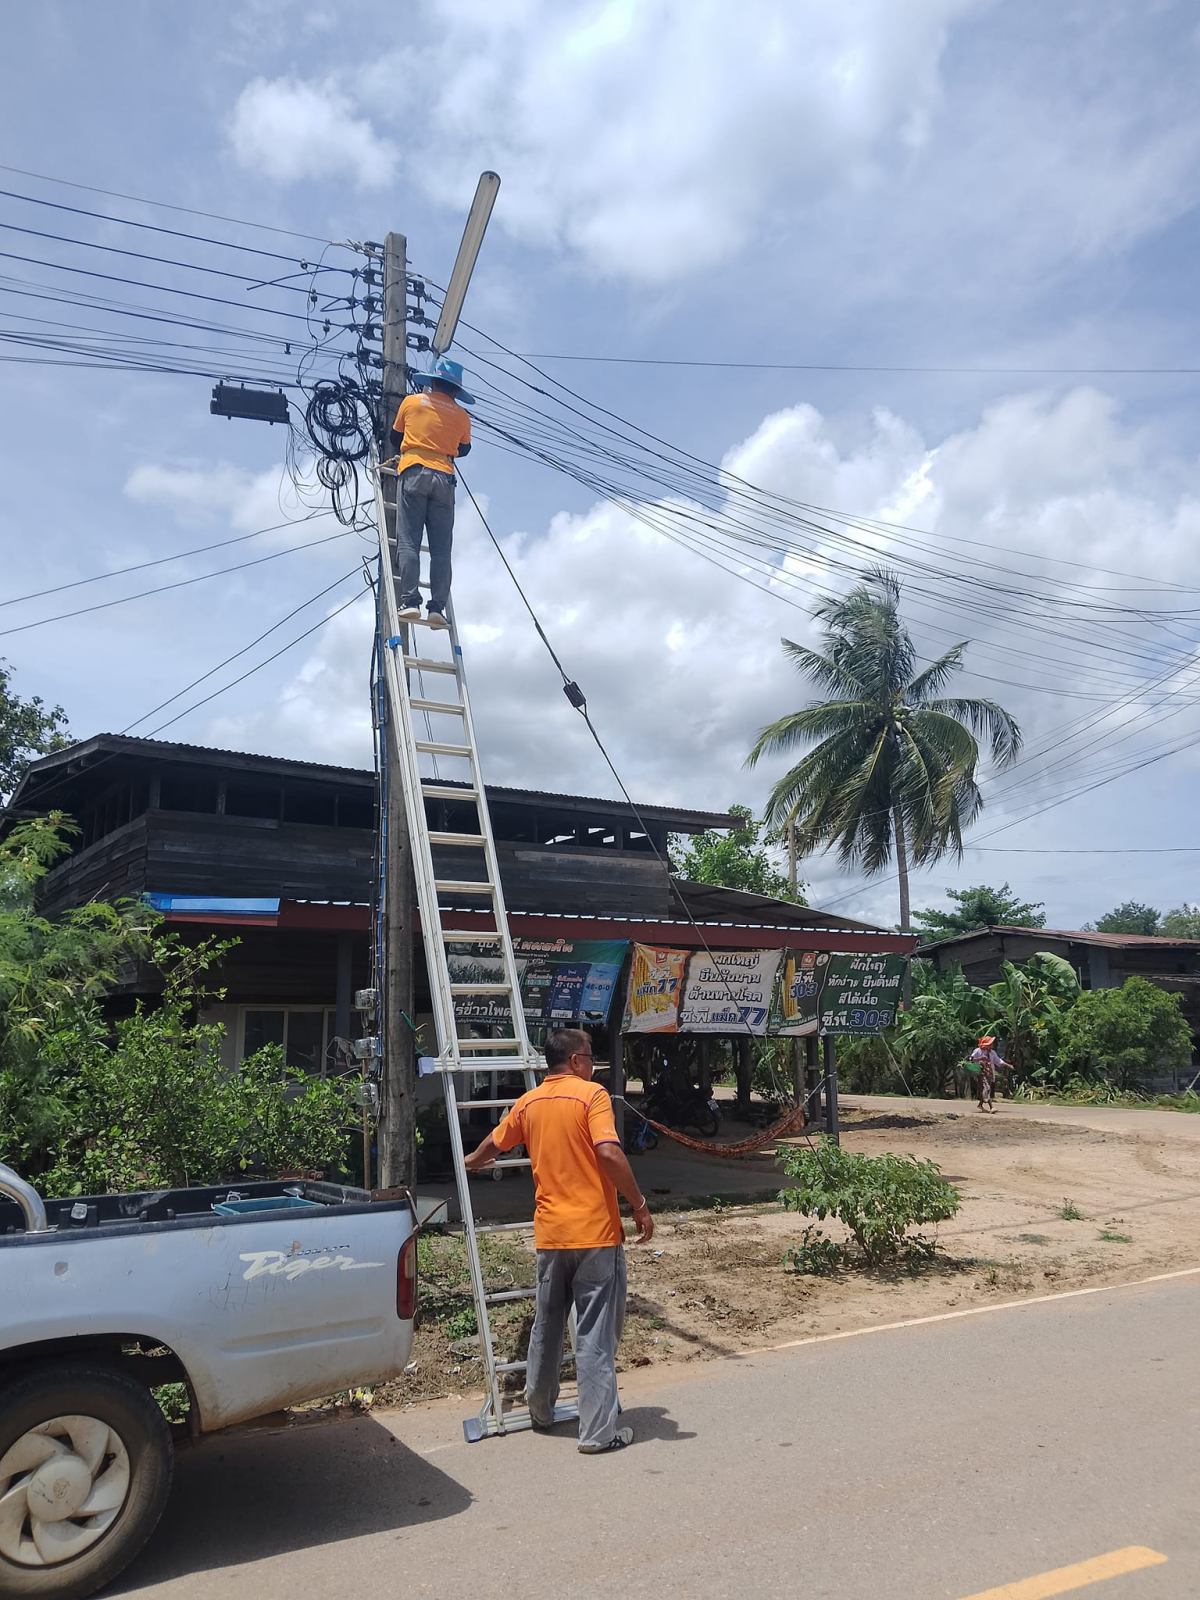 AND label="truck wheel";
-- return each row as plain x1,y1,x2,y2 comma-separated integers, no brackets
0,1363,173,1600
